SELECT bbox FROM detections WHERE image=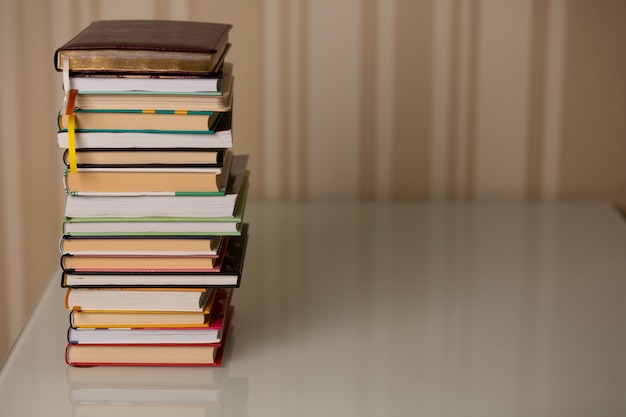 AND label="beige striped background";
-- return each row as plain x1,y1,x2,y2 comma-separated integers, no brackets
1,0,626,361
